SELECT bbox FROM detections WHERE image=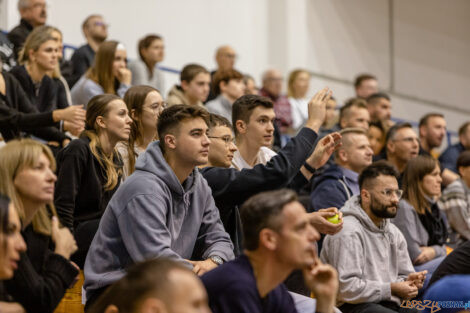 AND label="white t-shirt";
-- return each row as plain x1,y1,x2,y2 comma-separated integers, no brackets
289,97,309,131
231,146,277,170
